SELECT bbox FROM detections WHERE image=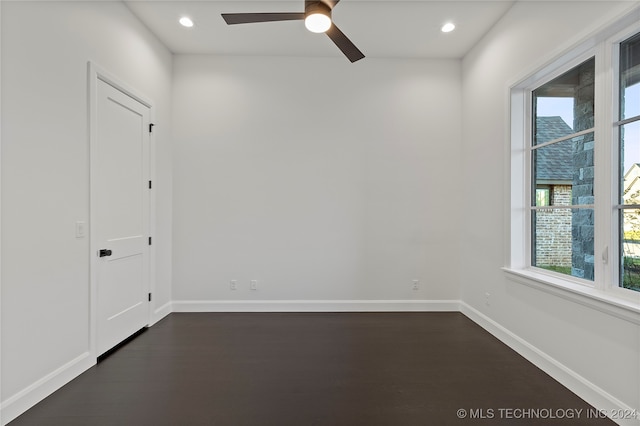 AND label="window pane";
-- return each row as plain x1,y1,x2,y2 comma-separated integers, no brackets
618,32,640,292
532,208,594,280
533,57,595,146
620,33,640,121
621,209,640,291
533,133,594,206
621,121,640,205
536,188,550,206
531,59,596,281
